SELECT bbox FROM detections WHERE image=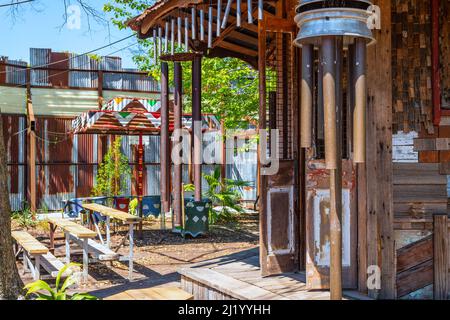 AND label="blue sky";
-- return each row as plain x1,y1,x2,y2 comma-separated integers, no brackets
0,1,142,68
